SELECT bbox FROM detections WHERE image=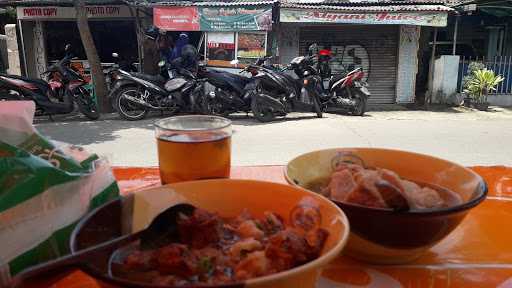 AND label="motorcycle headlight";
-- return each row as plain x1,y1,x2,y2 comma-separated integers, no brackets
303,70,310,76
